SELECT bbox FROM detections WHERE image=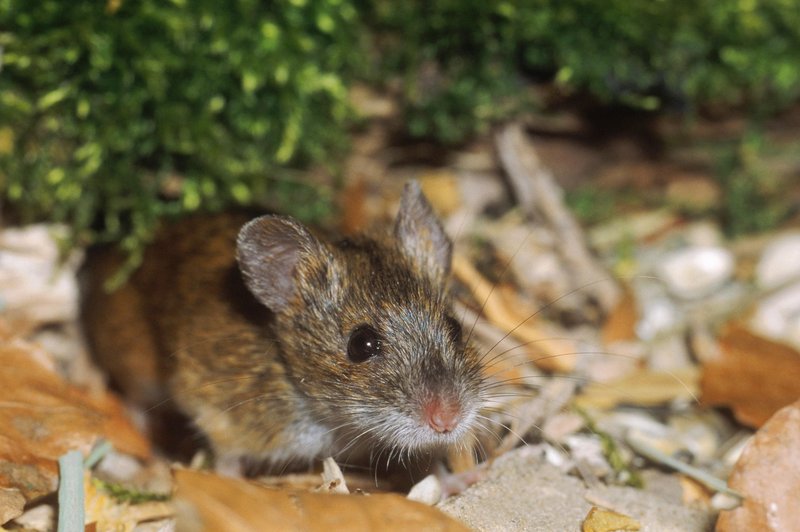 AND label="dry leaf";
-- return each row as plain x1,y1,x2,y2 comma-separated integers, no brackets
174,469,470,531
582,506,641,532
601,287,638,344
574,367,700,410
716,399,800,531
701,323,800,427
452,254,578,372
0,336,150,502
339,178,369,235
419,170,462,216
